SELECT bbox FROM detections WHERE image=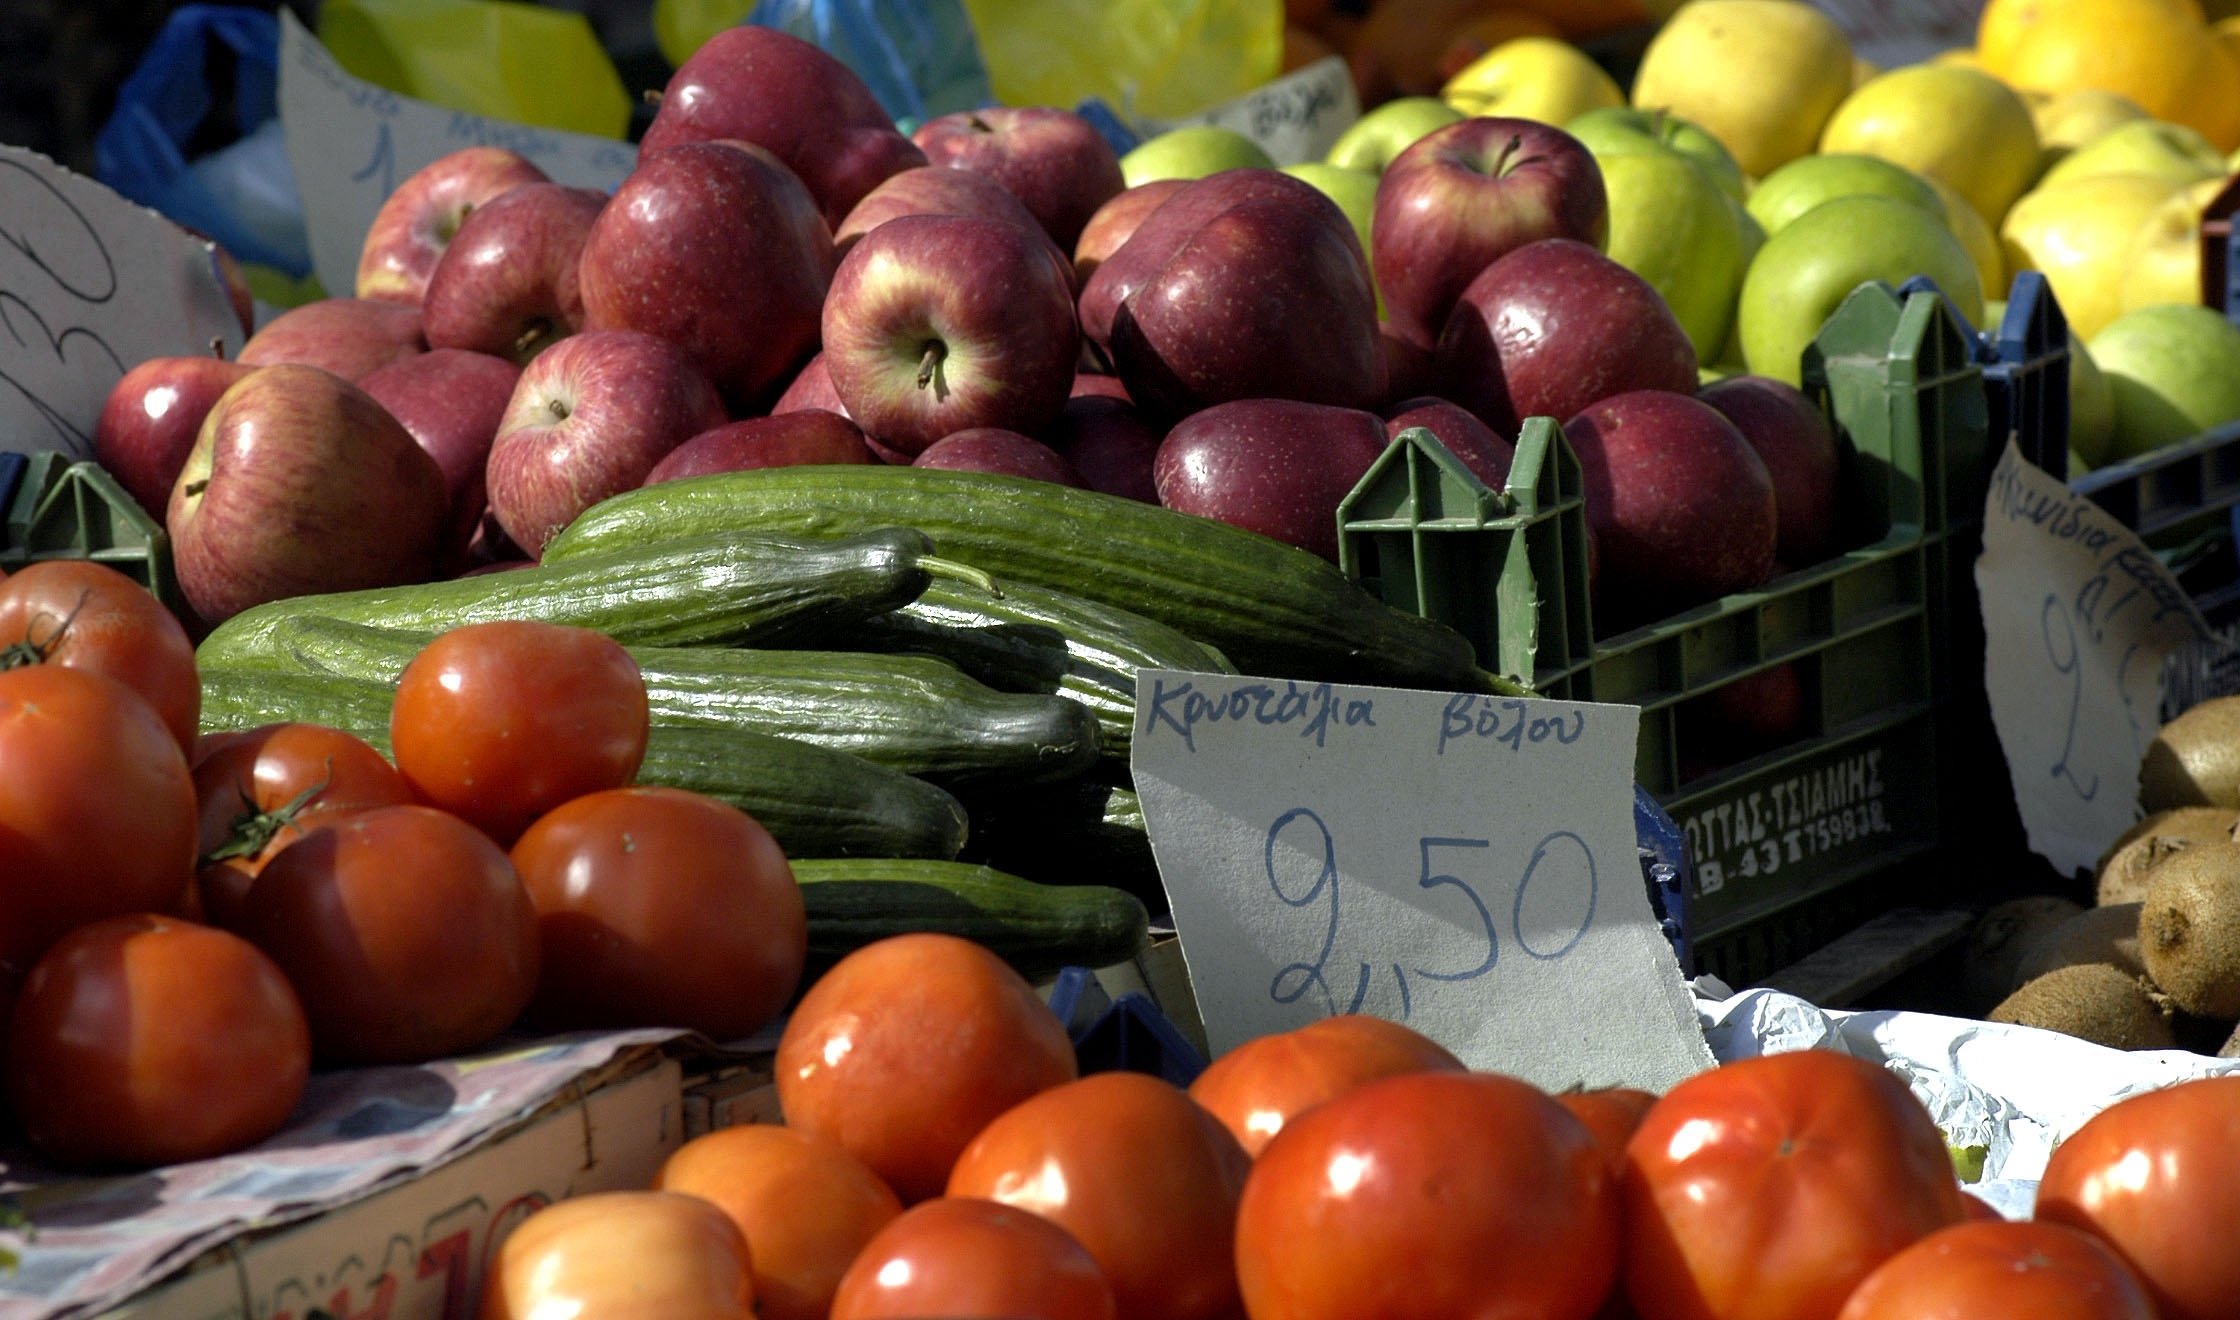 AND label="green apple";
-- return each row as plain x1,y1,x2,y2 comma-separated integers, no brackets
1600,149,1747,360
2038,119,2228,192
1746,153,1947,237
2088,303,2240,461
1120,126,1275,188
2070,330,2117,469
1566,105,1747,200
1738,193,1983,386
1324,97,1464,175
